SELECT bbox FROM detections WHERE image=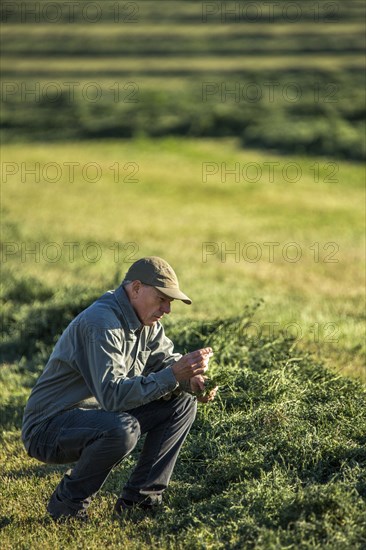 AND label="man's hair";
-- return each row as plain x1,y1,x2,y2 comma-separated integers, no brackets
122,279,149,288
